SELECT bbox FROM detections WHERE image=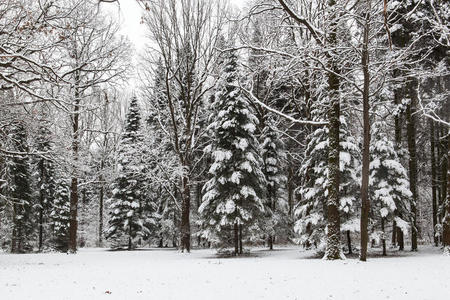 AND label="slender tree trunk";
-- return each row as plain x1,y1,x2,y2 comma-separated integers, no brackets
407,78,419,251
381,218,387,256
346,230,352,254
98,182,104,247
360,12,371,262
239,224,243,255
442,129,450,253
180,168,191,253
38,162,44,251
128,222,132,251
68,85,80,253
393,69,405,250
234,223,238,256
392,220,397,247
430,119,438,246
